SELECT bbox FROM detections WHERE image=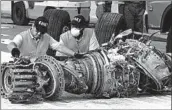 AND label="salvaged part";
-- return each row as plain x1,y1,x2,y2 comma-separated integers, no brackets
1,61,44,103
34,55,65,100
62,50,140,98
115,39,172,93
1,56,65,103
